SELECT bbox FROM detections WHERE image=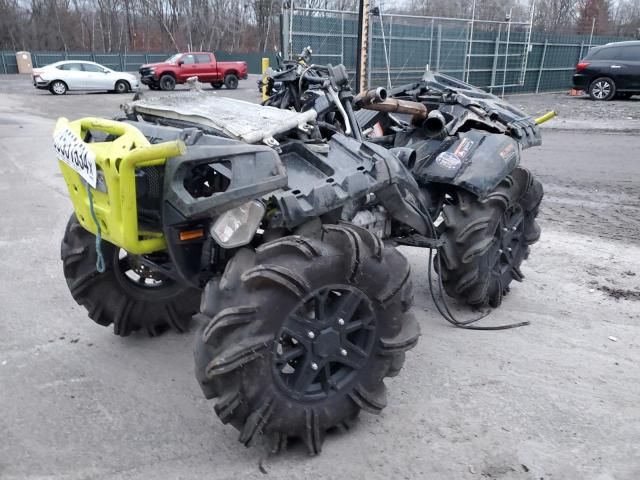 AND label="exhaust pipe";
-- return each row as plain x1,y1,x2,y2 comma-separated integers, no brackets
423,110,447,138
354,87,388,106
354,88,428,123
